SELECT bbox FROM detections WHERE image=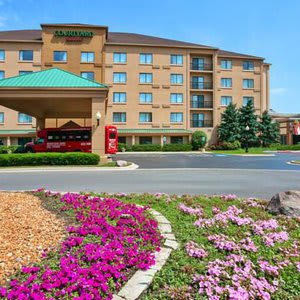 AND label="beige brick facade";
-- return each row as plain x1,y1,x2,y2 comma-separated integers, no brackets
0,23,270,147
